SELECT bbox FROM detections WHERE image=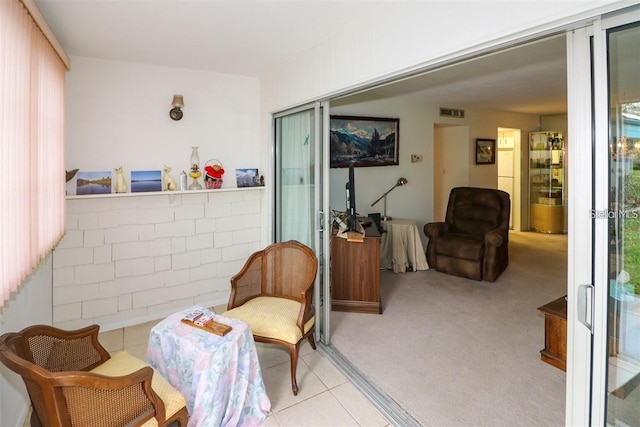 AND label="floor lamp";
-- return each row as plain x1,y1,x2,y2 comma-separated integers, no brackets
370,177,408,221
